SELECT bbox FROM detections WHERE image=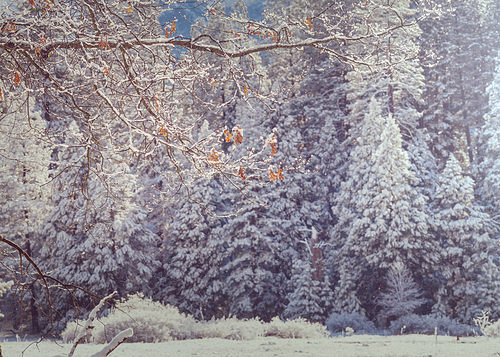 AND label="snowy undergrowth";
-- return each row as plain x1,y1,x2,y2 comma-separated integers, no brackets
325,312,376,334
61,294,328,344
389,314,474,336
